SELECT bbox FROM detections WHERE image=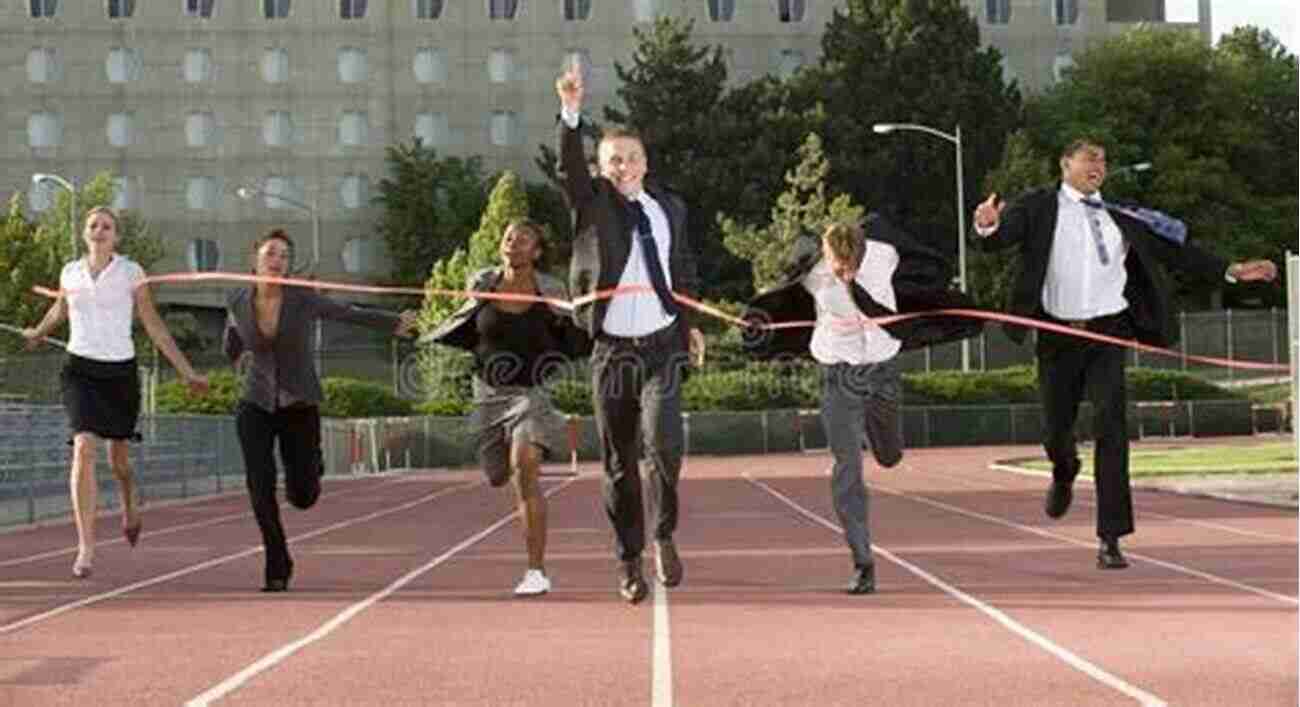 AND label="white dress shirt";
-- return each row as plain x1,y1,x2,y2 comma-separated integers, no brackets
803,240,902,365
1042,184,1129,320
602,190,678,337
62,255,145,362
